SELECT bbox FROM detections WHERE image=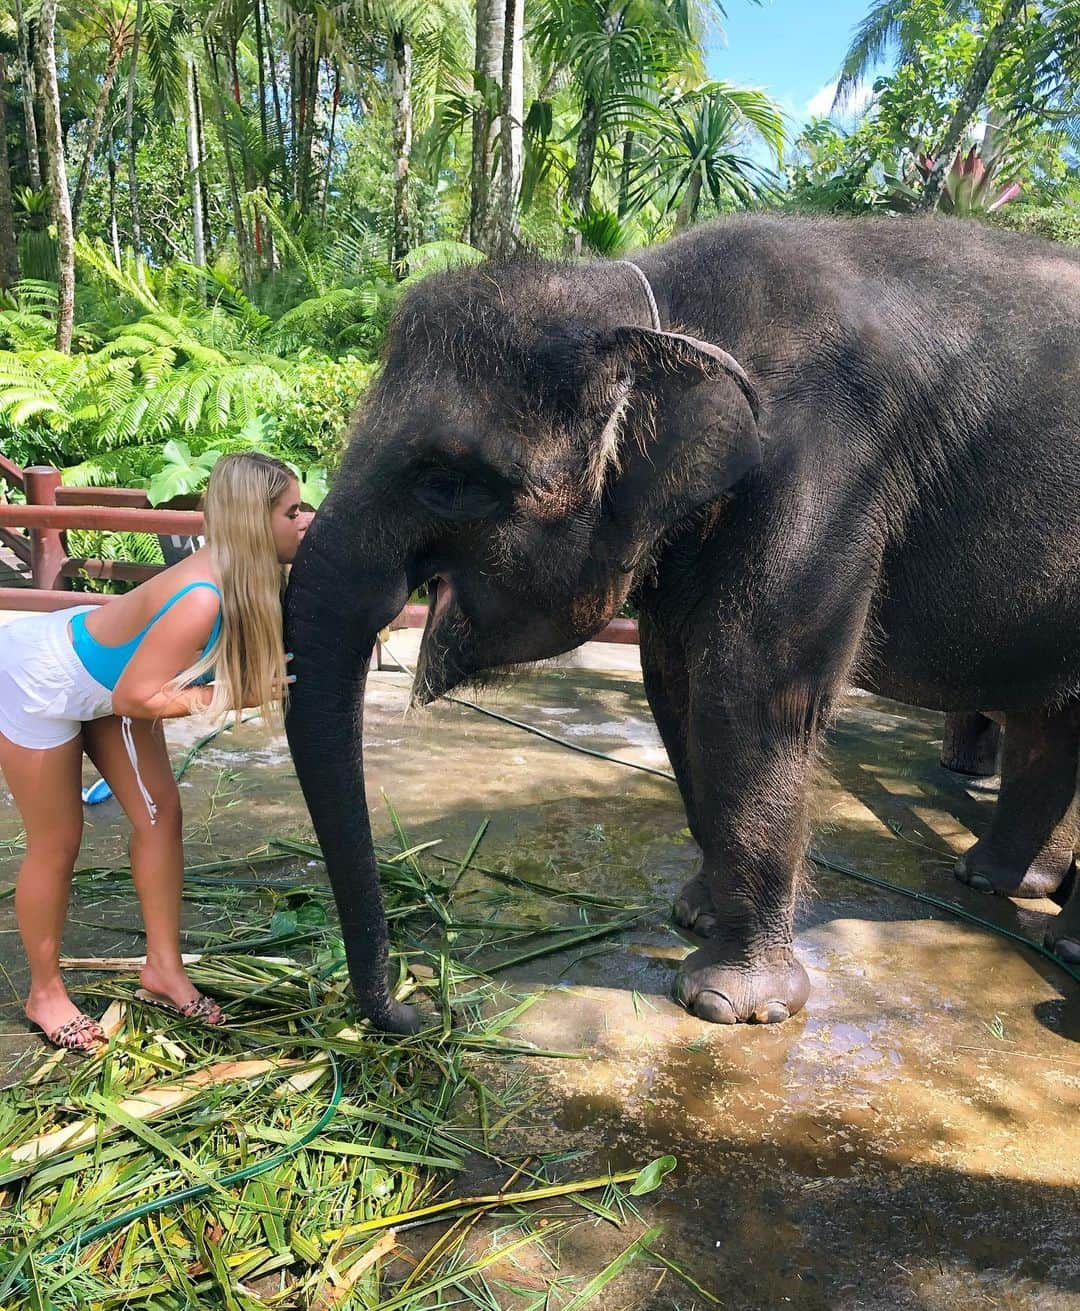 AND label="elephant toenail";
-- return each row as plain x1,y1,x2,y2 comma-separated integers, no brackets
753,1002,790,1024
959,869,993,893
695,990,738,1024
